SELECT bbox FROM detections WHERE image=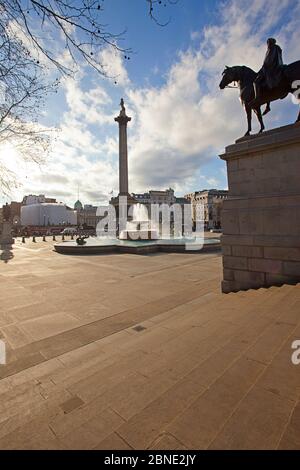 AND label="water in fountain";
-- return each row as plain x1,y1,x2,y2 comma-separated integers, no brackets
119,203,159,240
